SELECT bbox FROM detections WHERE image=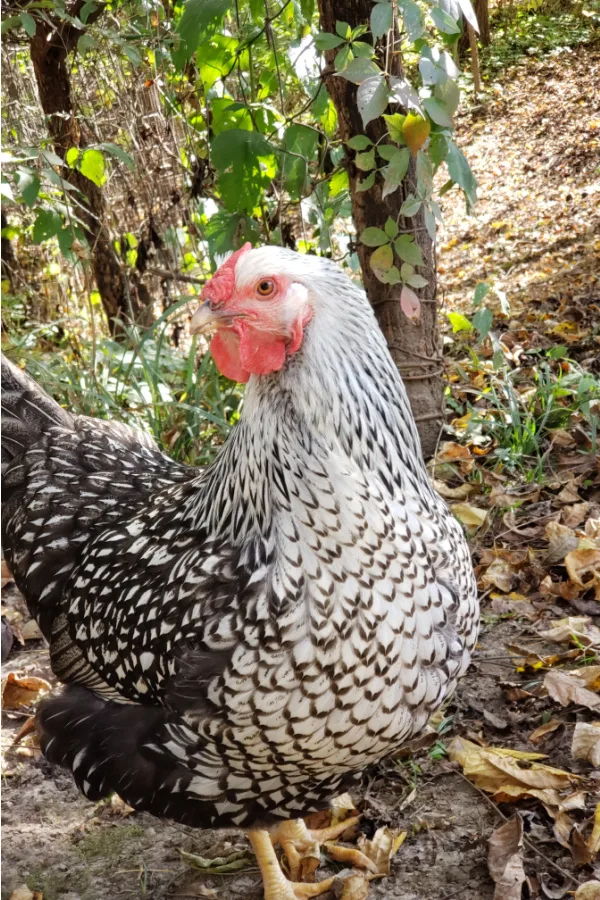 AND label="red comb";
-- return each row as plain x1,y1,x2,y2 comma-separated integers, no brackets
201,243,252,305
